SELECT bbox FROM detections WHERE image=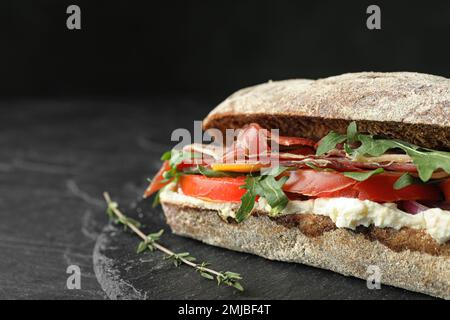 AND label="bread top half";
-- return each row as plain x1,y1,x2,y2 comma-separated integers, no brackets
203,72,450,150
